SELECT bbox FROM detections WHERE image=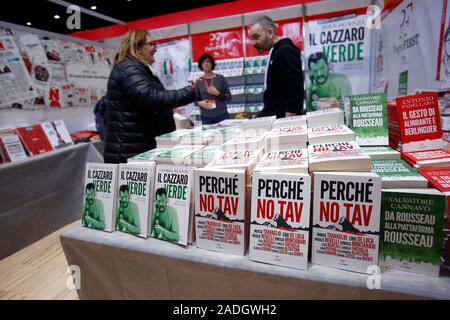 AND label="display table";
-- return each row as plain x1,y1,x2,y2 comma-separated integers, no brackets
60,225,450,300
0,142,103,259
